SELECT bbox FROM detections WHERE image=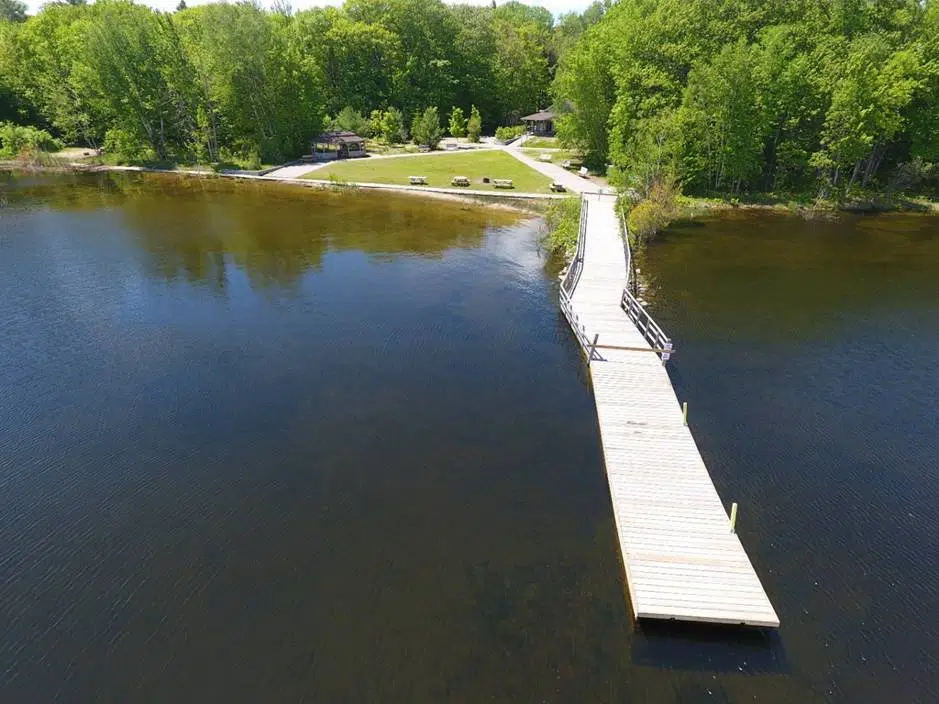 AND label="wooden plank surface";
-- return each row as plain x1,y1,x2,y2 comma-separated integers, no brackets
564,193,779,628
